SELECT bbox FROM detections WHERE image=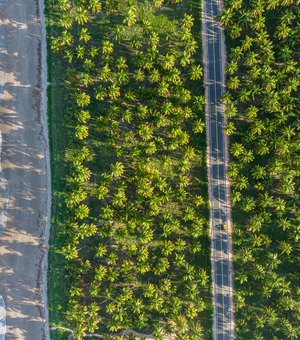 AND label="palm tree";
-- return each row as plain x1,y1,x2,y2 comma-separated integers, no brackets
108,84,120,100
276,22,291,40
280,175,295,194
221,91,233,104
79,28,91,43
116,70,129,85
153,257,170,275
112,187,127,207
76,203,90,220
231,143,245,157
95,85,106,101
51,38,63,53
227,76,240,90
99,64,112,82
190,64,203,80
158,81,170,97
251,120,265,136
245,105,258,120
56,0,71,12
153,0,163,8
83,59,95,72
230,47,243,62
148,31,159,50
266,0,280,10
136,177,154,198
88,0,102,13
78,72,93,87
248,65,261,80
77,223,97,239
75,91,90,108
250,0,265,17
193,119,205,134
234,175,249,191
148,69,161,83
111,162,124,178
180,54,191,67
167,68,181,84
133,69,145,82
228,23,242,39
278,241,292,256
98,185,109,200
182,13,194,29
138,123,154,141
58,13,73,29
123,5,137,27
255,140,269,156
162,54,176,70
115,56,127,70
274,197,286,215
226,60,238,75
238,10,251,28
251,165,266,180
131,34,142,49
227,163,240,179
240,150,254,164
75,7,90,25
224,122,236,135
245,51,259,66
178,88,192,103
250,16,266,31
76,45,85,60
220,8,233,27
241,196,256,212
258,192,273,208
66,189,88,208
185,39,198,57
239,88,251,102
71,164,92,183
102,40,114,55
248,214,263,232
75,125,89,140
269,159,285,177
61,30,73,46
